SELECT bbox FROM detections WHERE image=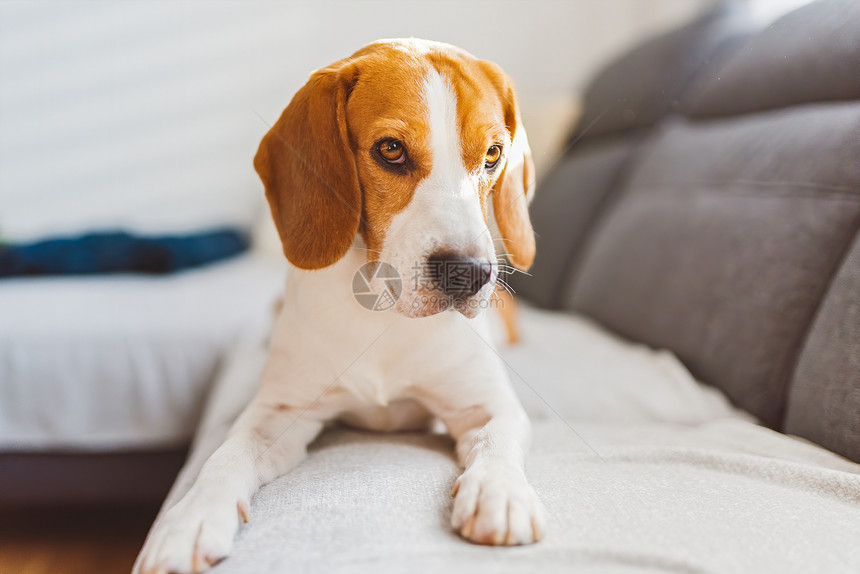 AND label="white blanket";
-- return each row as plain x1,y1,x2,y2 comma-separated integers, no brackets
0,253,285,450
149,304,860,574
